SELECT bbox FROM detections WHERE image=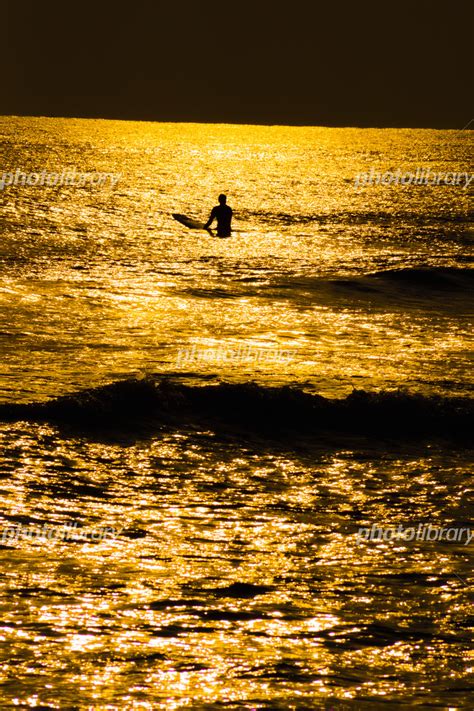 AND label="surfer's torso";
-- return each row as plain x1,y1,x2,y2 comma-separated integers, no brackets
210,204,233,236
